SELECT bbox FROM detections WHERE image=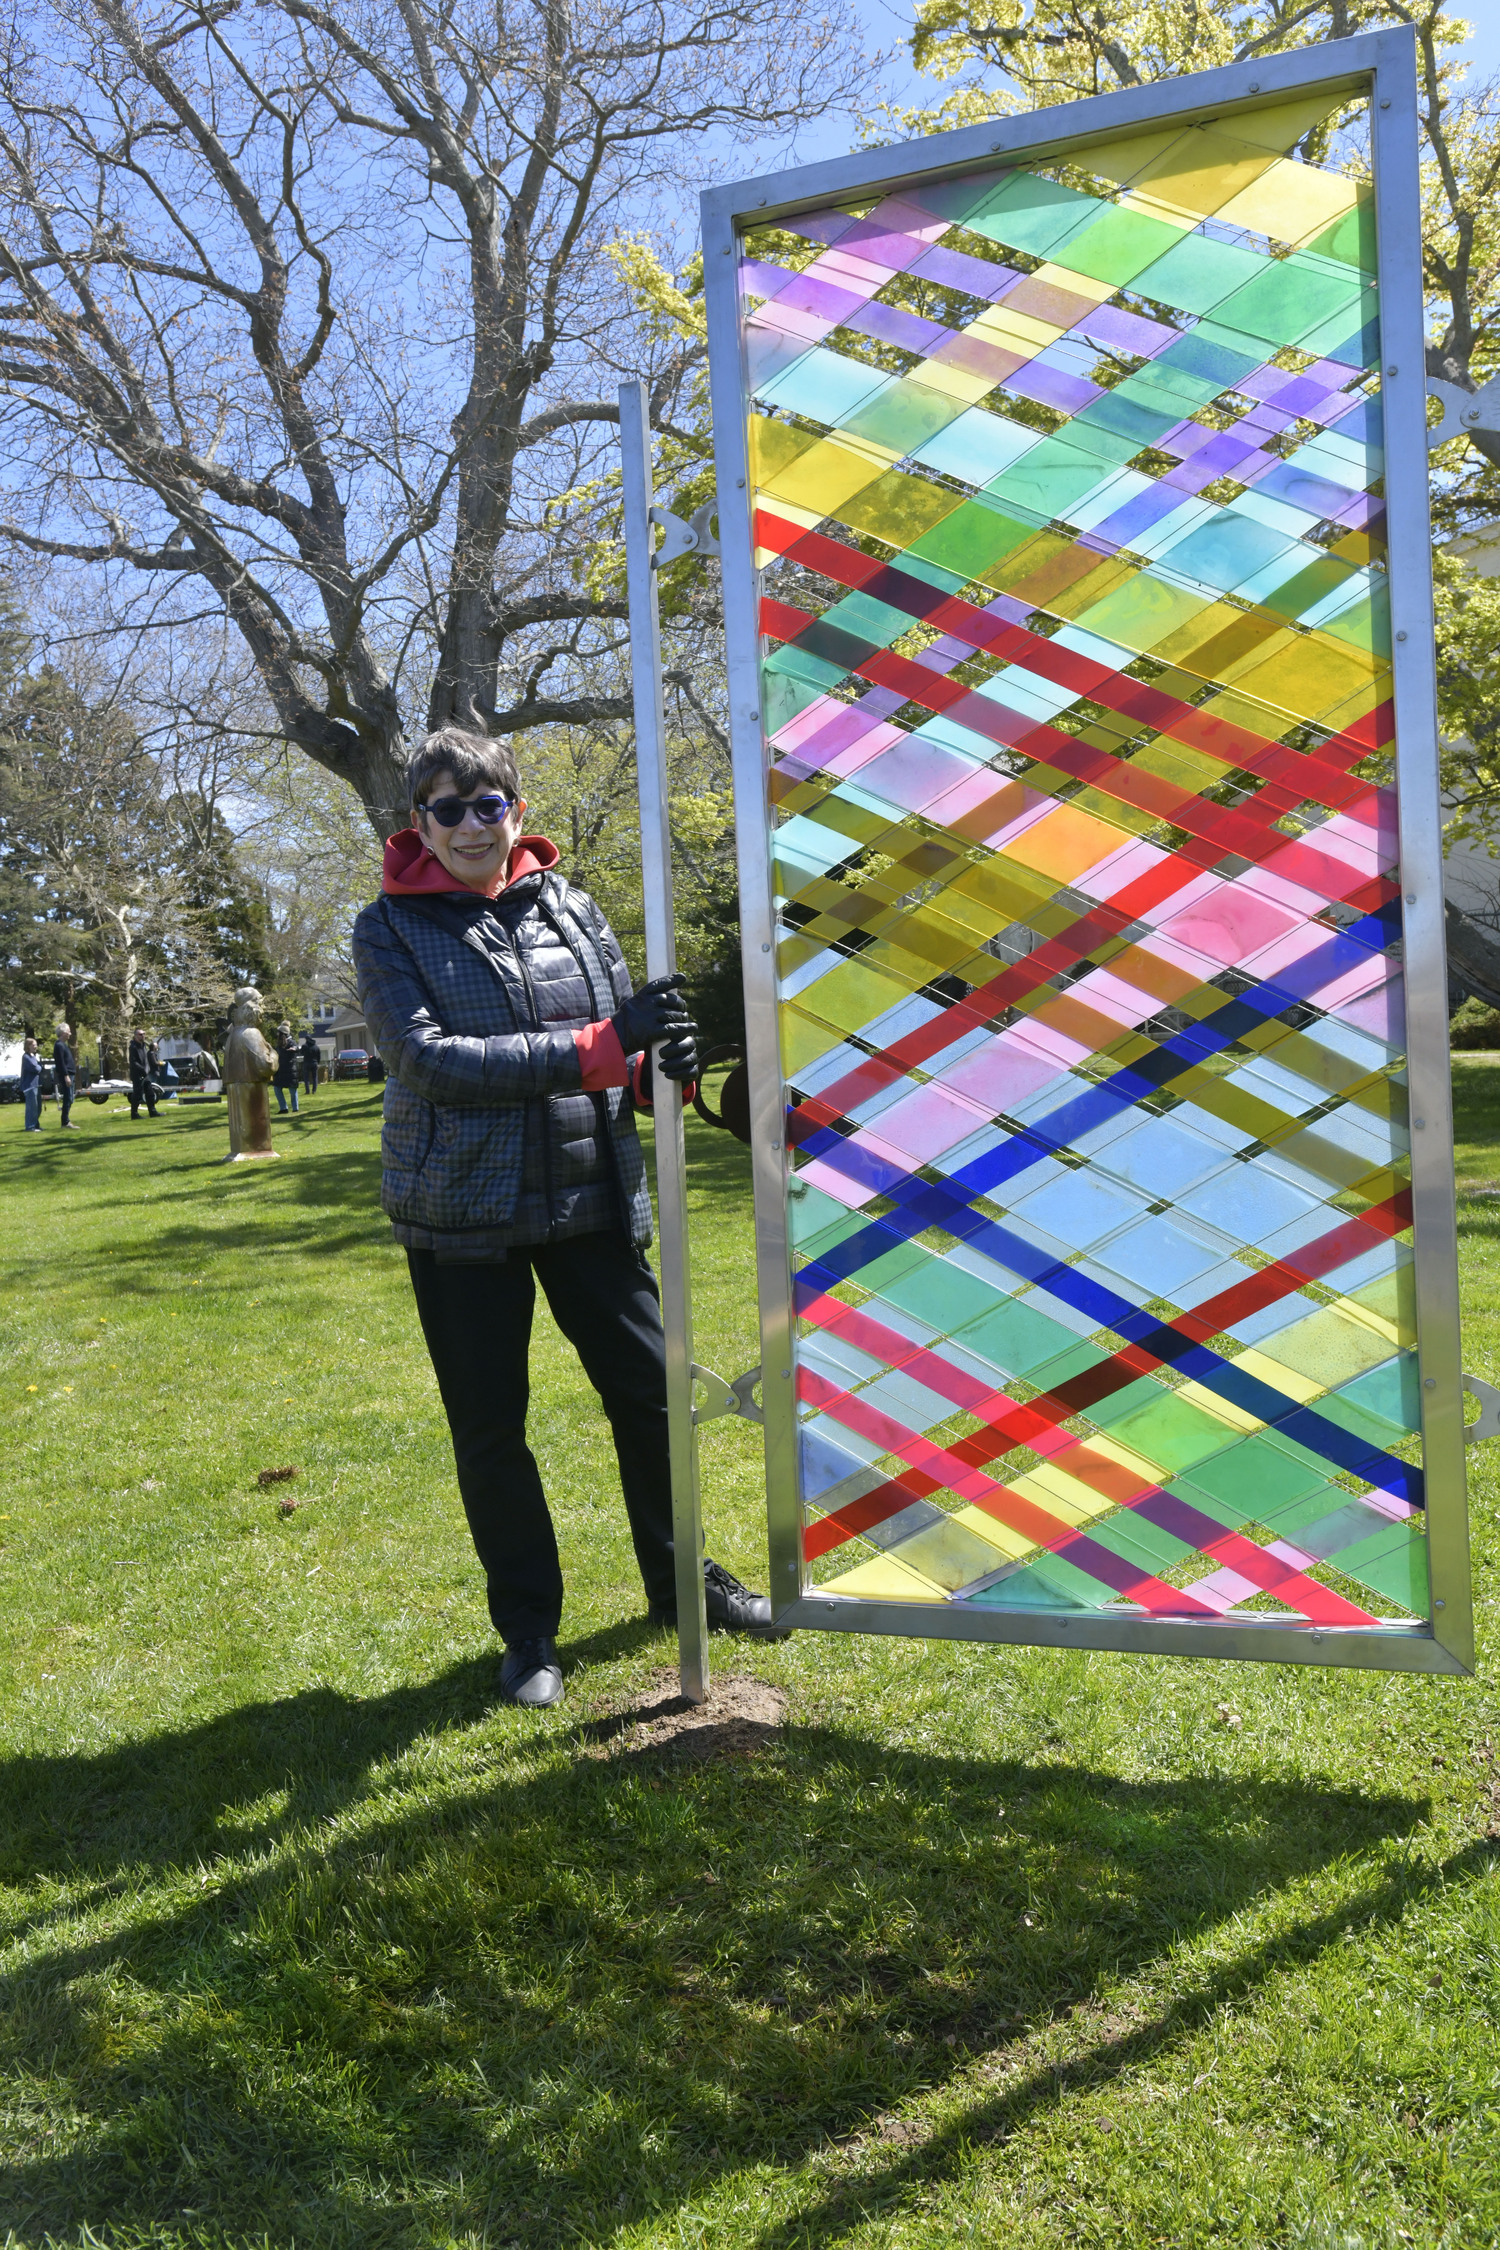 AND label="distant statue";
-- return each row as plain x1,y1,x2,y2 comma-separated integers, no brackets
222,987,279,1162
